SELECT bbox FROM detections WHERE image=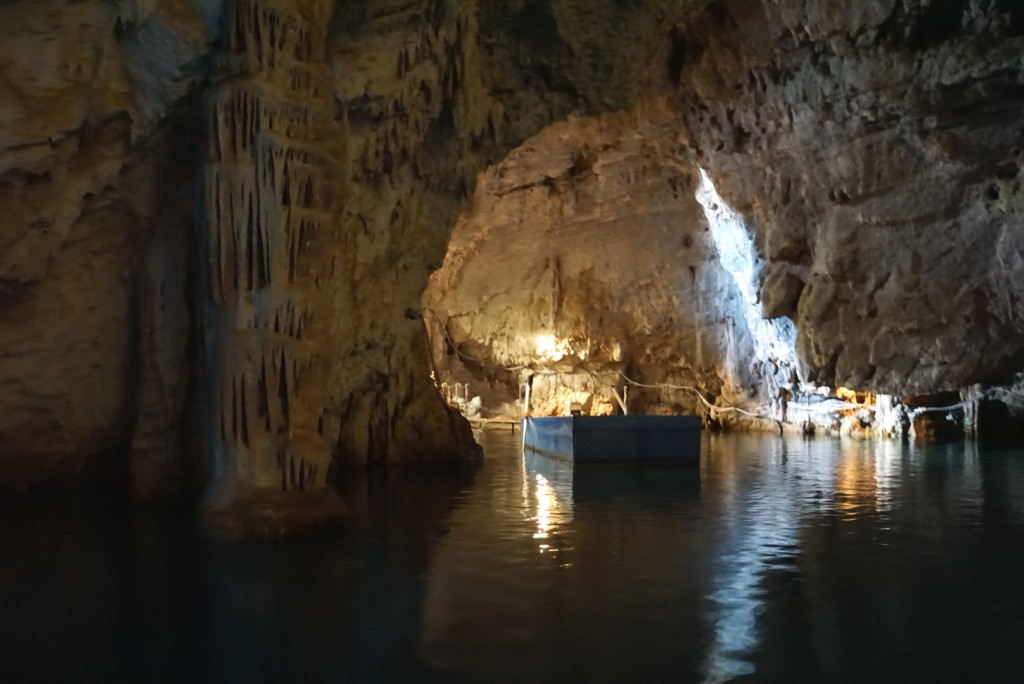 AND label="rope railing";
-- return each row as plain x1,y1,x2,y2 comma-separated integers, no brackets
421,307,531,373
788,399,872,414
613,370,767,419
421,308,984,424
906,401,969,417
